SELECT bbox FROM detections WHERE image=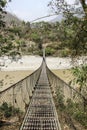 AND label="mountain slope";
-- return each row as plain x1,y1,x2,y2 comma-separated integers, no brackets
50,14,64,23
3,12,22,25
50,13,84,23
